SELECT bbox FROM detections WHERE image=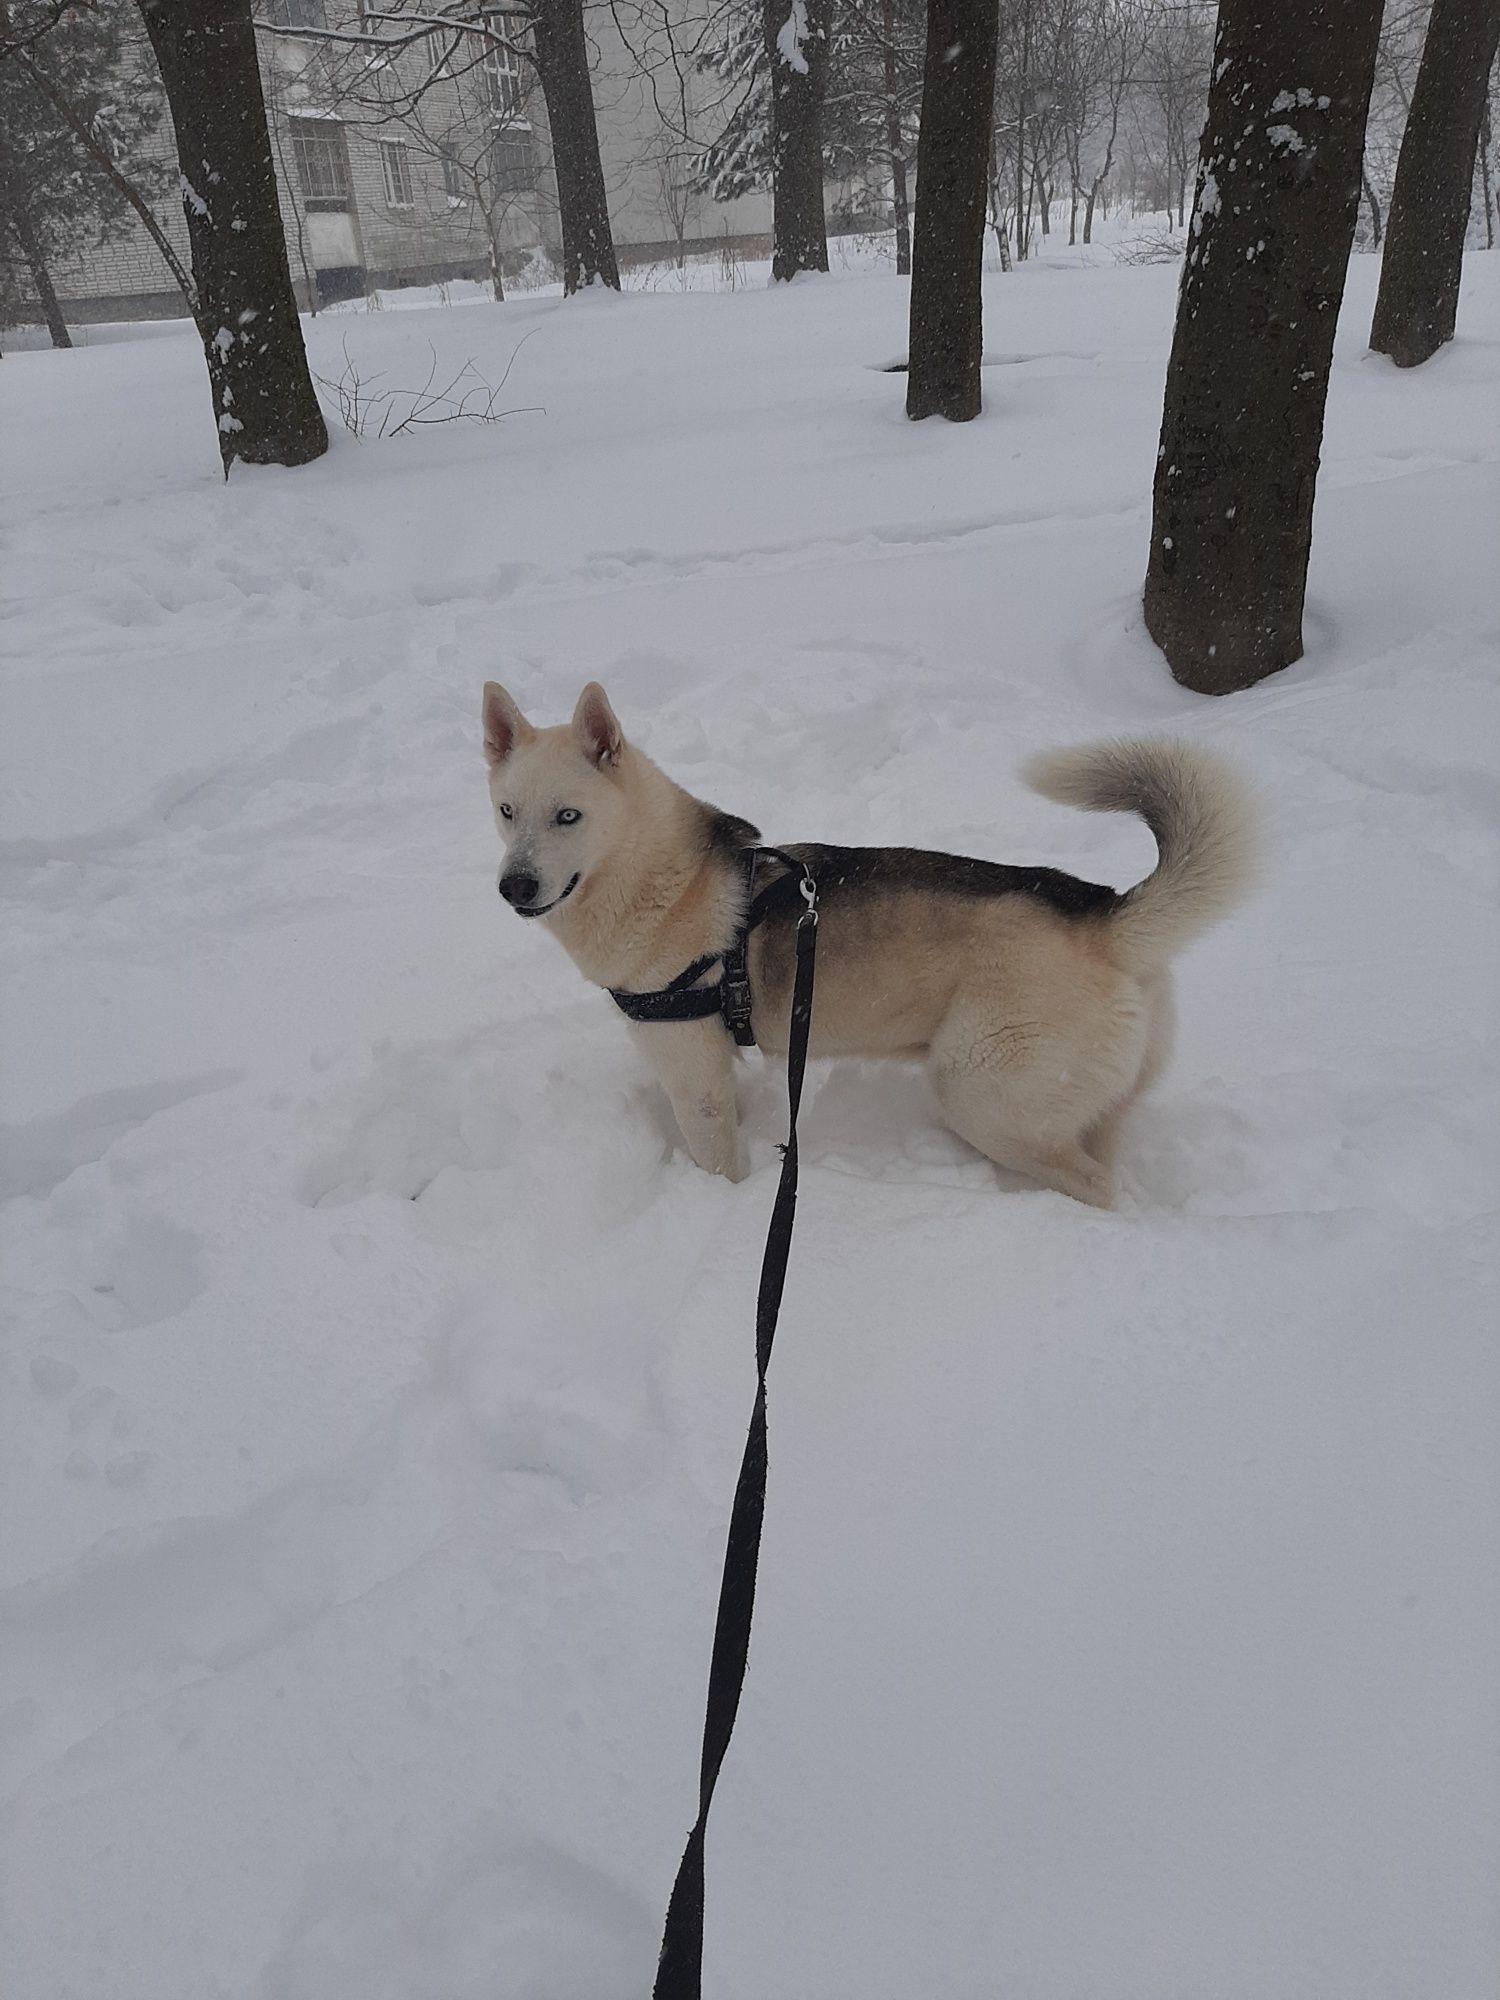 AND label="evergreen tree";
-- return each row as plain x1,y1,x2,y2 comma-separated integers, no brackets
0,0,168,349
